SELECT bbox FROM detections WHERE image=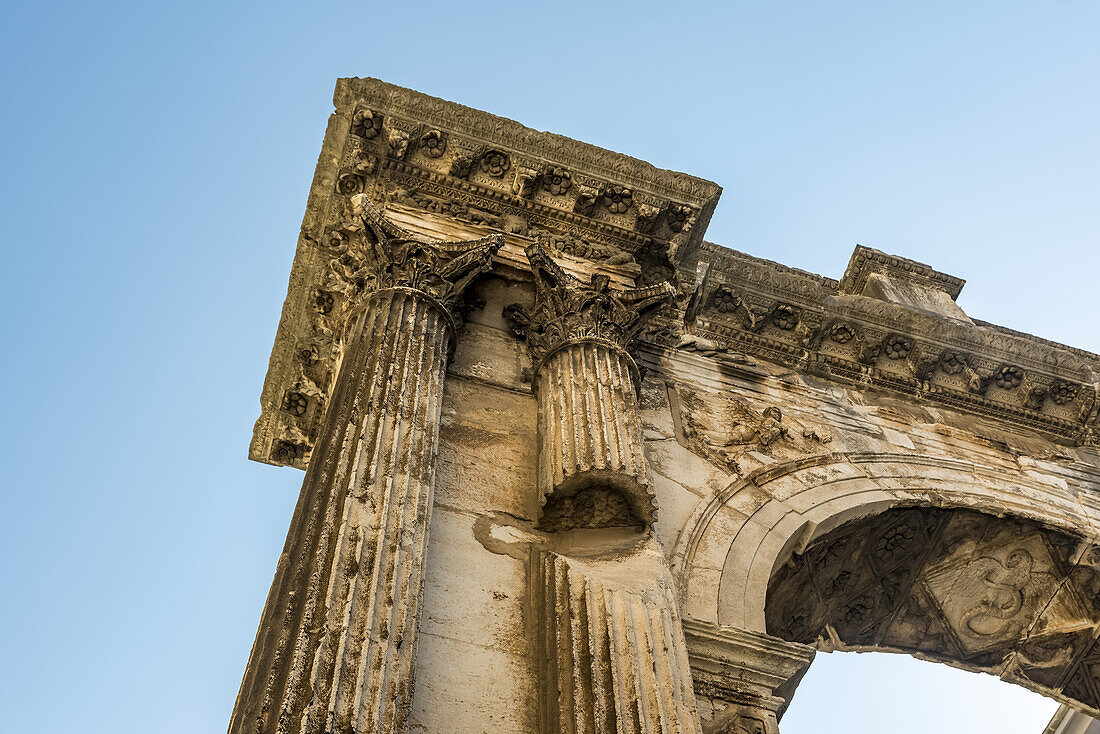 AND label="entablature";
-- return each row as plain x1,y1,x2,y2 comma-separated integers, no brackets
253,77,1100,470
251,78,722,468
666,242,1100,447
